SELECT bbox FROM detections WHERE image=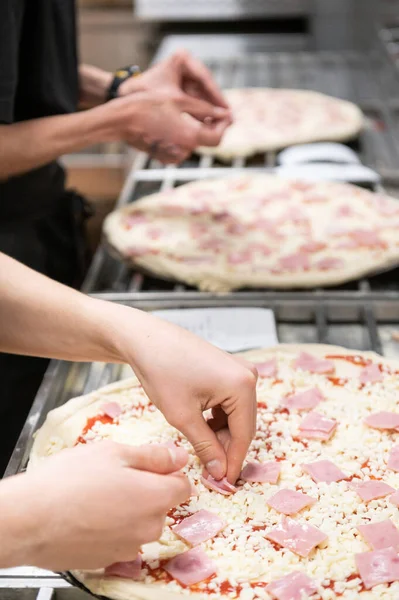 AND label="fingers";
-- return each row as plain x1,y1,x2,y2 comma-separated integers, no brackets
118,443,189,474
176,413,227,480
180,95,230,122
166,472,192,507
225,387,257,483
180,52,230,109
